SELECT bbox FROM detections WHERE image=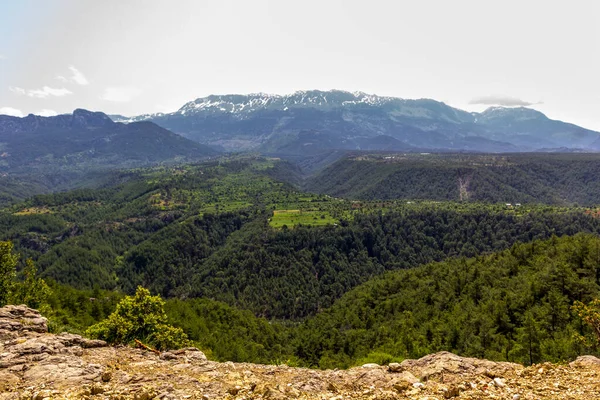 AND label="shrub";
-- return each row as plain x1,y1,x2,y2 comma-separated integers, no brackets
86,286,190,351
0,241,18,306
573,299,600,341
